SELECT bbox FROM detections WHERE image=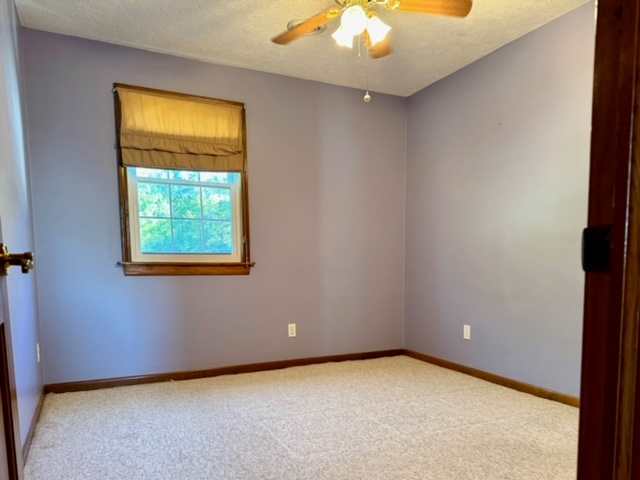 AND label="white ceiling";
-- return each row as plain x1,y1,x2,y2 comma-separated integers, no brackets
16,0,590,97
